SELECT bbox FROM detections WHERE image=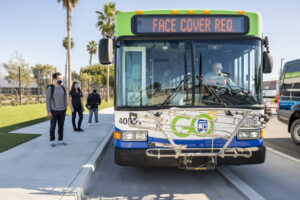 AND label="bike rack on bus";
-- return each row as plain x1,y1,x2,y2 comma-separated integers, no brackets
128,108,264,169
